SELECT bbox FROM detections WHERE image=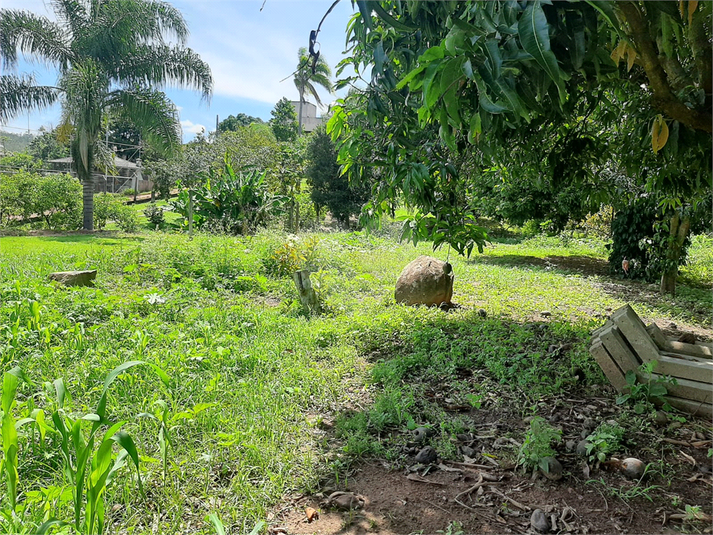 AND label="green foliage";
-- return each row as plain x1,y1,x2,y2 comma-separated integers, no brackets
0,152,43,171
306,127,369,227
616,362,676,414
113,204,140,232
270,98,299,142
171,158,286,234
217,113,264,132
518,416,562,472
93,194,124,230
143,203,165,227
0,171,81,229
0,362,168,534
263,236,320,277
27,128,70,162
327,0,711,276
585,421,625,463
